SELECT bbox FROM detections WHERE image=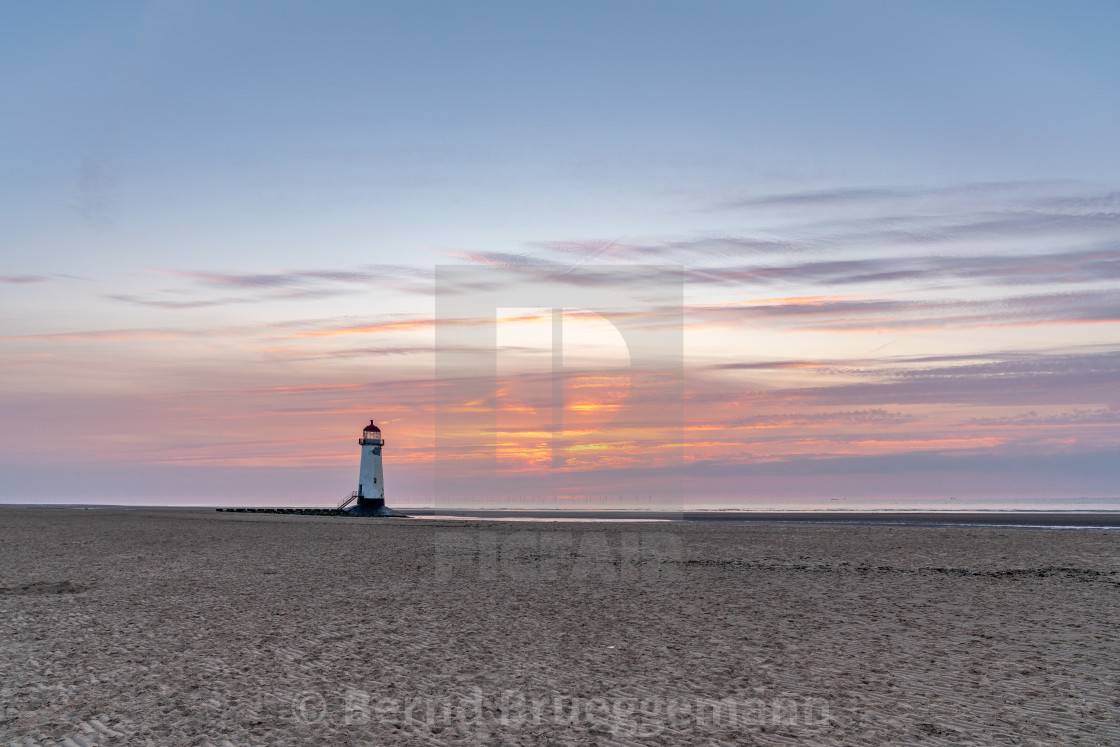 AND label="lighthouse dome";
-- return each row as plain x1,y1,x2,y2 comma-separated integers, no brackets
359,420,384,445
